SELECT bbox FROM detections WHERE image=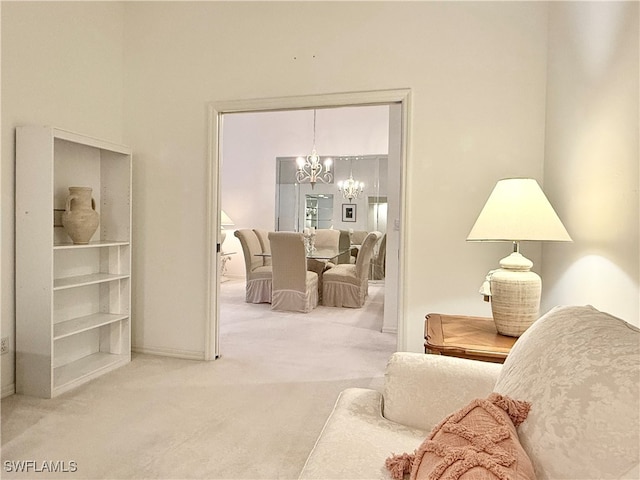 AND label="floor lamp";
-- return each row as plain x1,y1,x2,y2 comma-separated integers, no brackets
467,178,572,337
